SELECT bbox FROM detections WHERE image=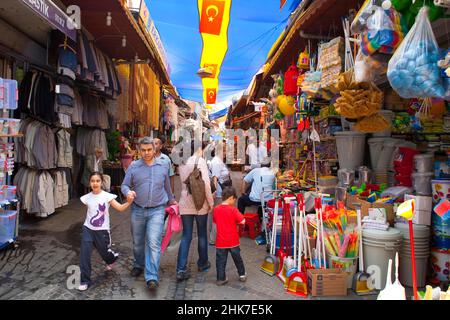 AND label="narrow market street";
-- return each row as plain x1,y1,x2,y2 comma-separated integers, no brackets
0,172,376,300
